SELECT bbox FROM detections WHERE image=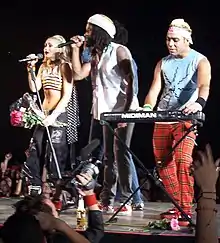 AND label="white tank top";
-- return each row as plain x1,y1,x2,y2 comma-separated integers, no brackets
91,42,139,120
